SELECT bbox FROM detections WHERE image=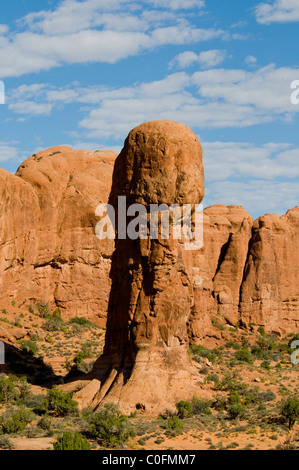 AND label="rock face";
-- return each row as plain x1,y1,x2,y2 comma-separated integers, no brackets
240,208,299,334
188,205,299,342
0,122,298,356
0,147,116,324
188,204,254,344
89,121,206,413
